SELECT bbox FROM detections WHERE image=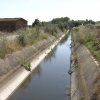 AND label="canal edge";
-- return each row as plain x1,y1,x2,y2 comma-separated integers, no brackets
70,32,100,100
0,32,69,100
